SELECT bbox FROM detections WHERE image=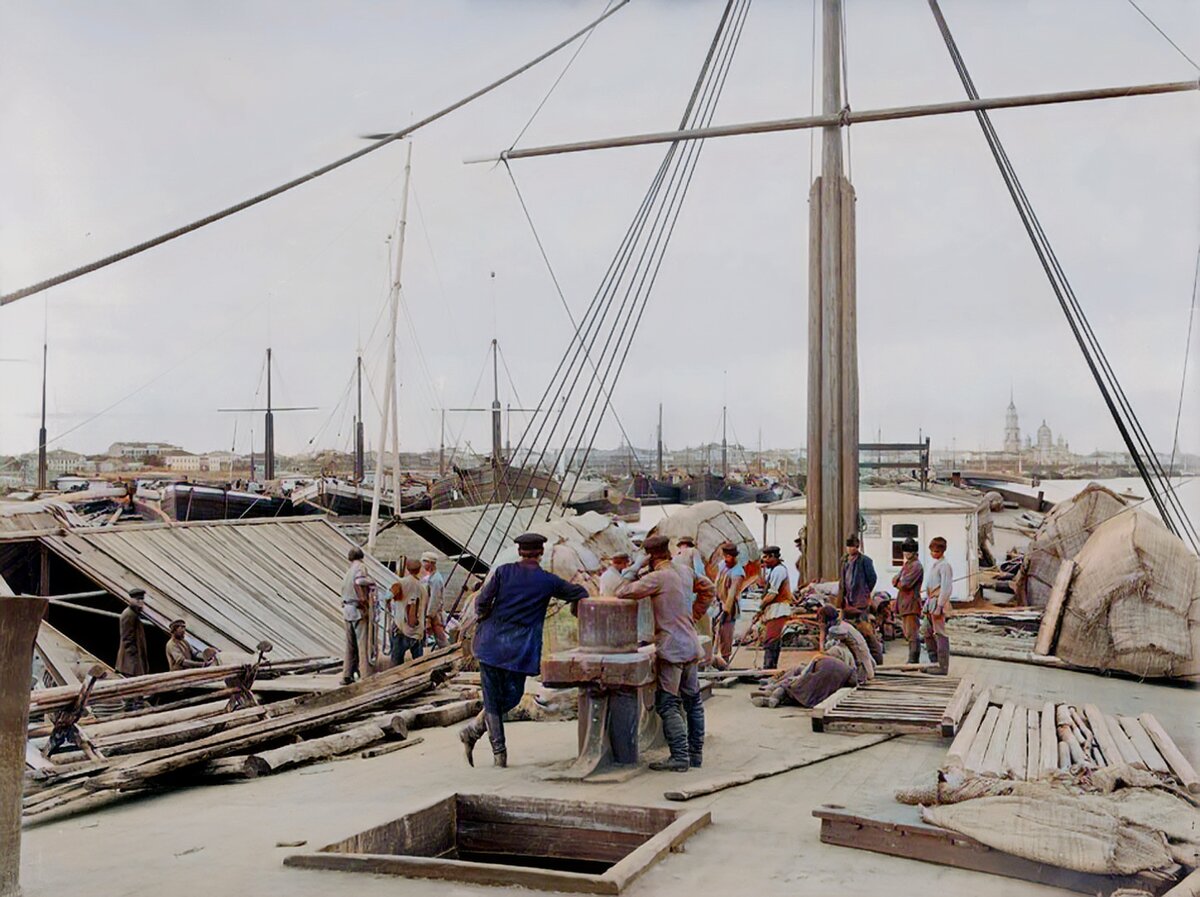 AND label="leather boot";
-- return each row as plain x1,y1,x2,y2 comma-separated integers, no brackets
924,631,938,665
458,711,487,767
907,636,921,665
650,691,690,772
935,635,950,676
485,711,507,765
